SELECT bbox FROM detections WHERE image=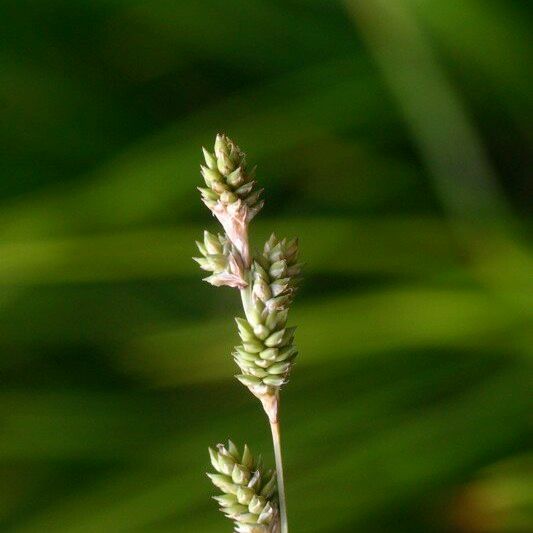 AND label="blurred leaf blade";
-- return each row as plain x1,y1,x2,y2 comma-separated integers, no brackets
0,0,531,532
